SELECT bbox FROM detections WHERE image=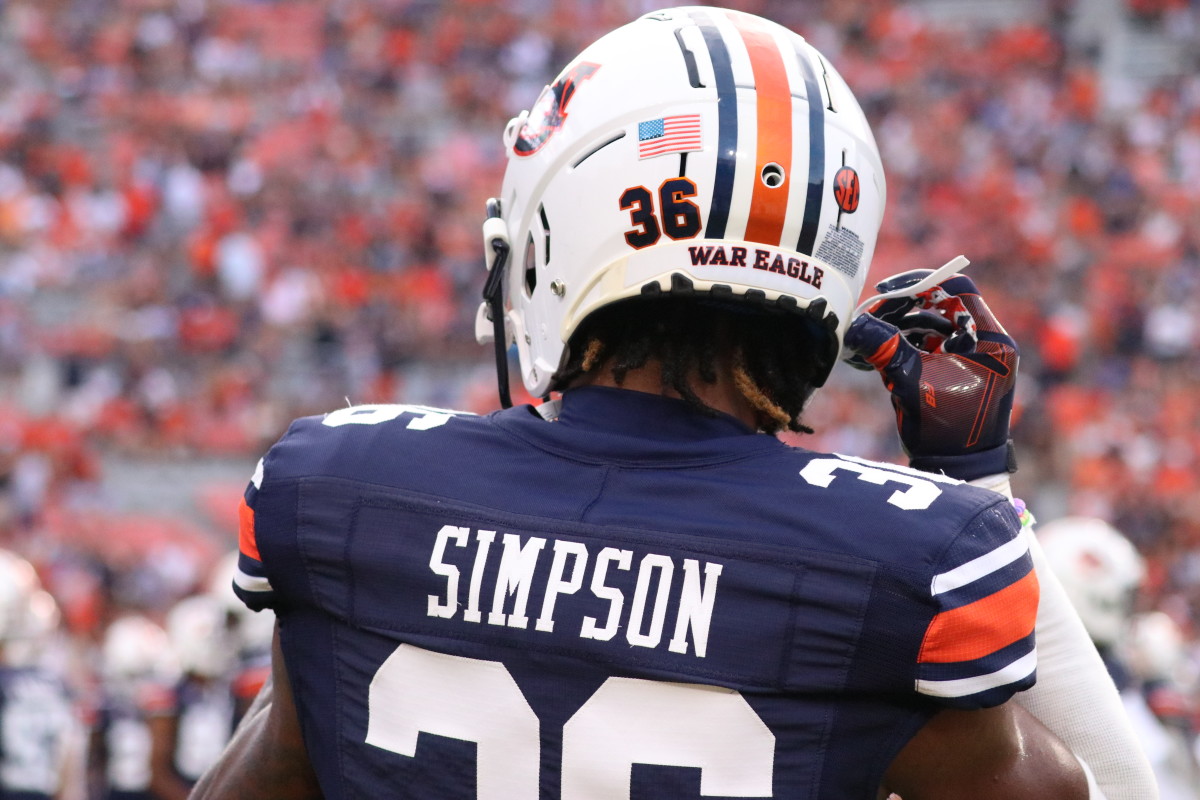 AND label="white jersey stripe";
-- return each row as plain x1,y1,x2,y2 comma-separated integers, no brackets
234,566,273,594
916,648,1037,699
251,457,264,490
931,526,1032,596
